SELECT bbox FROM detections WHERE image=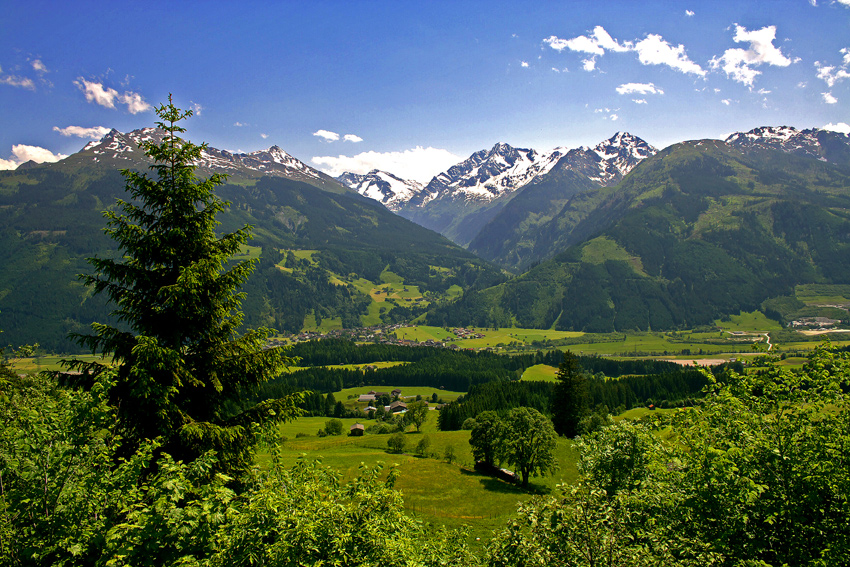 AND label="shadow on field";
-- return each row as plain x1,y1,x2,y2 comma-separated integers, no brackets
460,468,551,495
